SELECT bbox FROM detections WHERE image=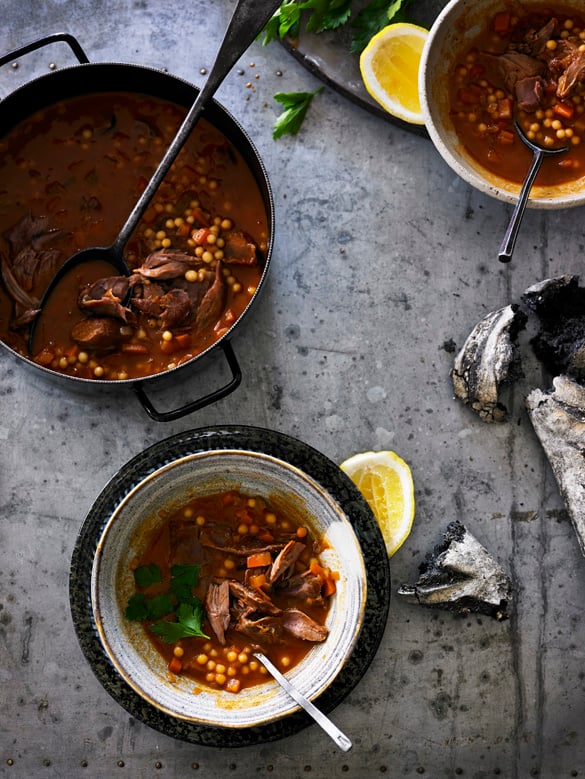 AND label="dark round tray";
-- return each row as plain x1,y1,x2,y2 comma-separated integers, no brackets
69,425,391,747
